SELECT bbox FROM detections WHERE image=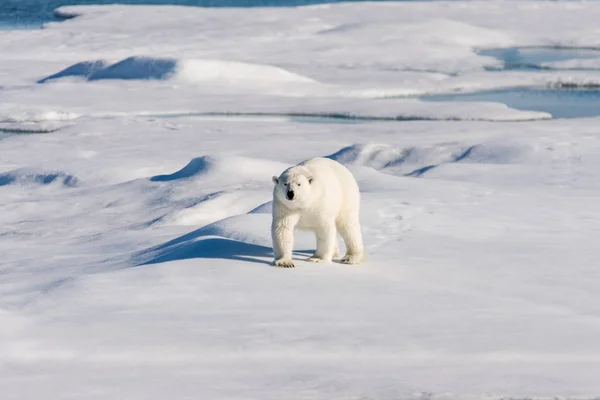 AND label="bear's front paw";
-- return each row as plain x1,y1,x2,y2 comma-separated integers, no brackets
274,258,295,268
306,255,332,263
340,253,364,265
